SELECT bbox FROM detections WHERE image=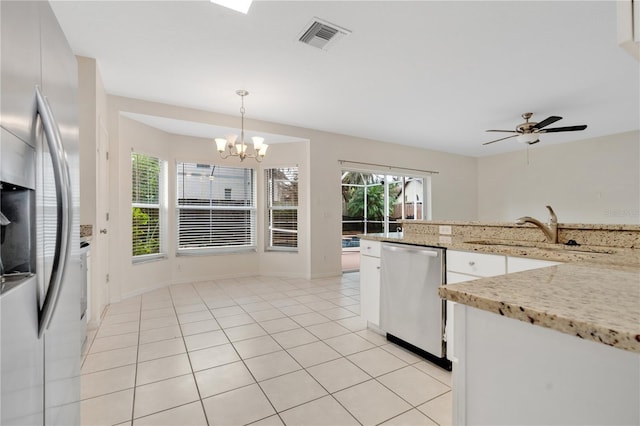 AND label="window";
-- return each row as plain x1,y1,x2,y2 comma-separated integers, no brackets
177,163,256,253
266,167,298,251
132,153,165,260
341,171,428,238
